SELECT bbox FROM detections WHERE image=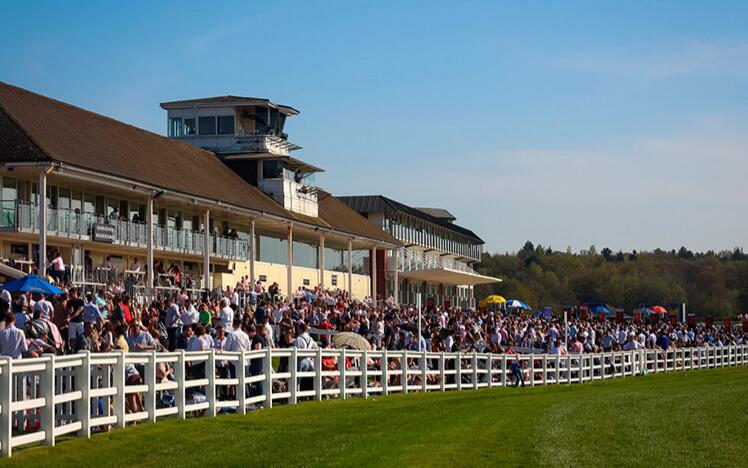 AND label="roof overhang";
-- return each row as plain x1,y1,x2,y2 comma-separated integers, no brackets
222,153,323,173
399,269,500,286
